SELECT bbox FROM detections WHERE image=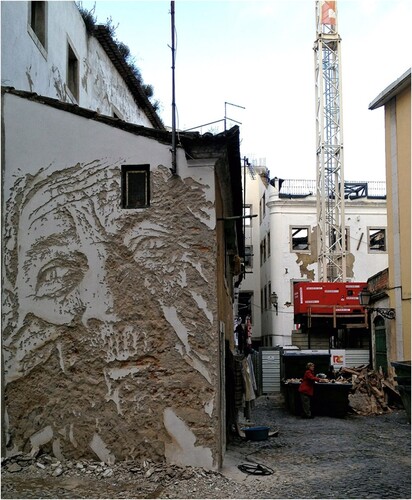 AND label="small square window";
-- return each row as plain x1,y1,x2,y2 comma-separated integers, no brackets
291,226,310,252
368,228,386,252
121,165,150,209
